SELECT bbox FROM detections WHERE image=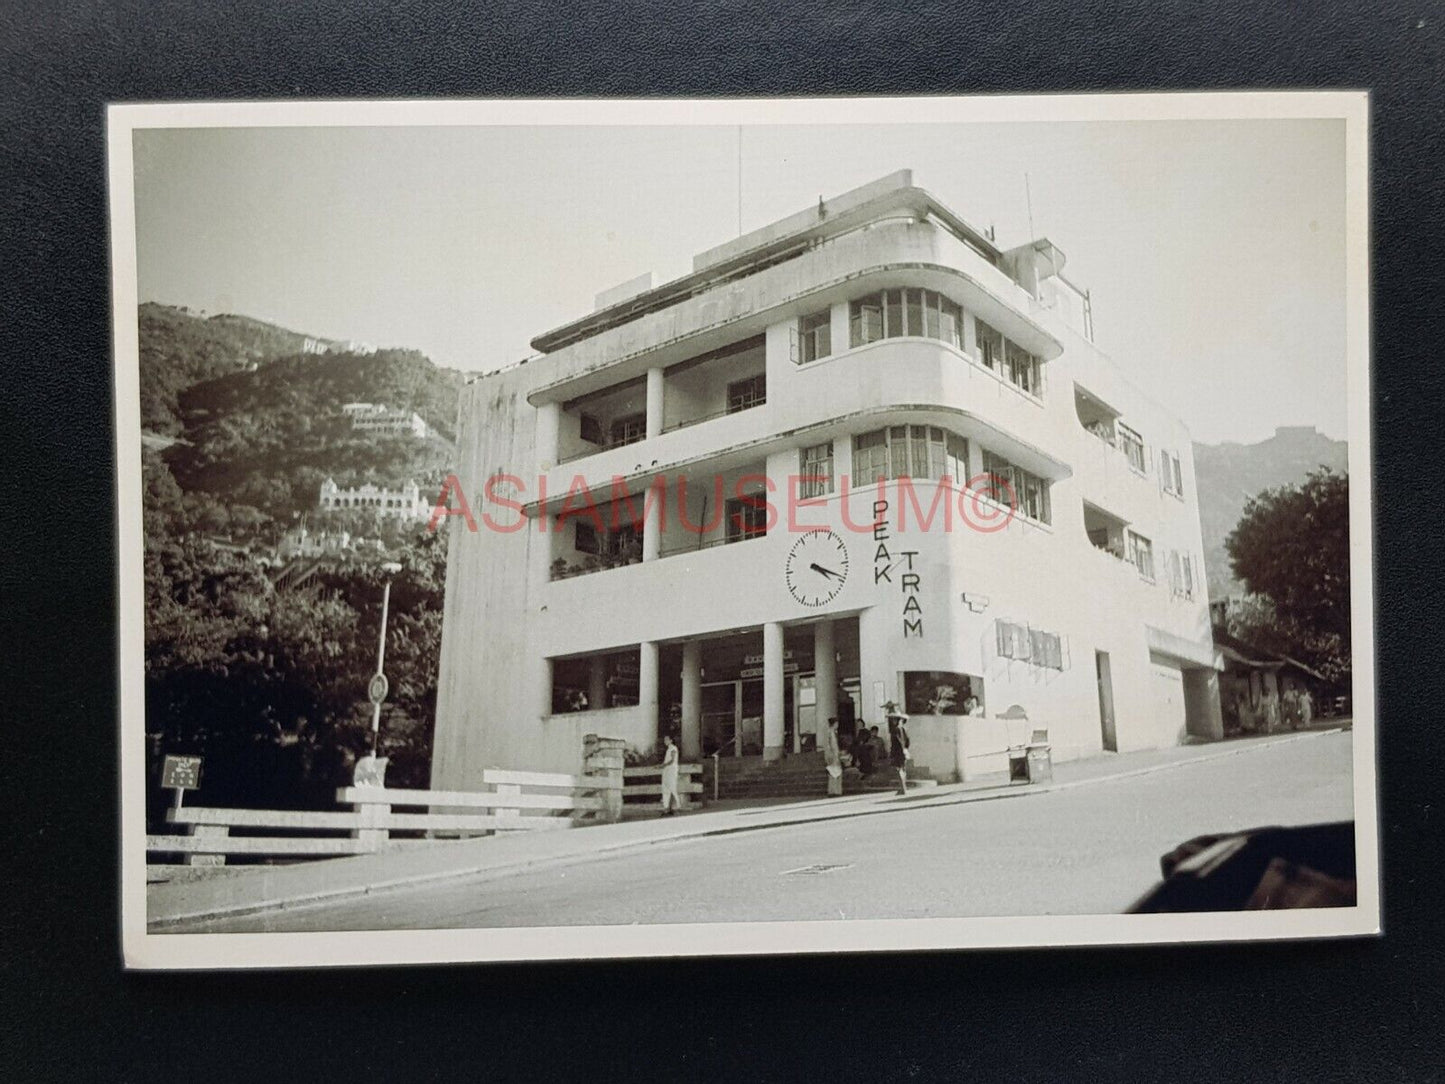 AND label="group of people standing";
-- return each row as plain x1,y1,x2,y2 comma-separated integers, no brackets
820,712,912,797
